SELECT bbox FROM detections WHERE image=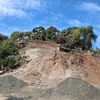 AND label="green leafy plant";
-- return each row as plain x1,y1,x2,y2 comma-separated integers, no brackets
0,39,20,70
